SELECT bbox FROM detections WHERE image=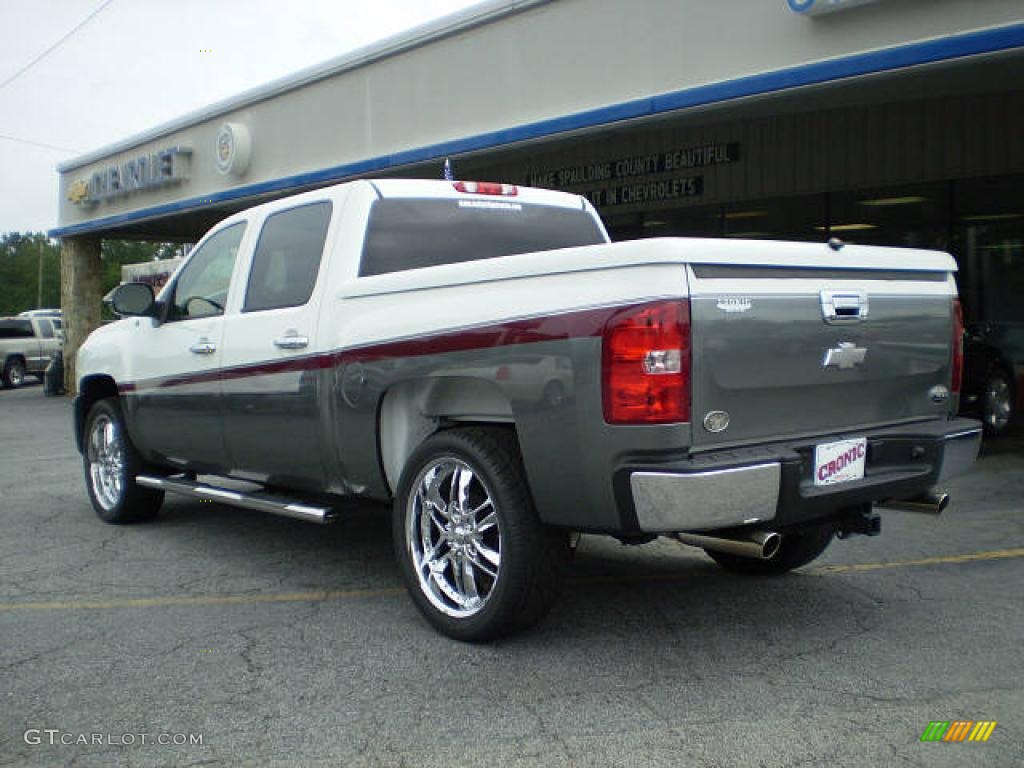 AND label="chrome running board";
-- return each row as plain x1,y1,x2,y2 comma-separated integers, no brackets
136,475,337,524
